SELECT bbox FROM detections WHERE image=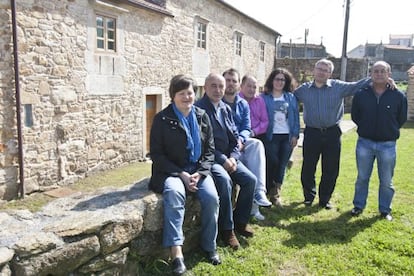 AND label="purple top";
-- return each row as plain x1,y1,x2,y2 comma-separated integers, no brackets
240,93,269,136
